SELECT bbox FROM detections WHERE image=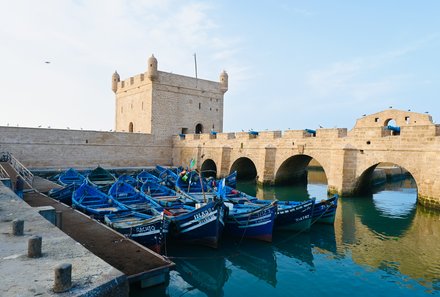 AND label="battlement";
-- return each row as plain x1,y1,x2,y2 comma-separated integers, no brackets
117,73,147,90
